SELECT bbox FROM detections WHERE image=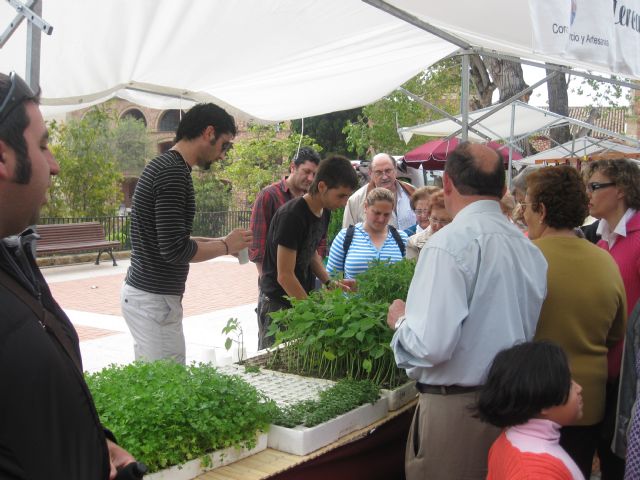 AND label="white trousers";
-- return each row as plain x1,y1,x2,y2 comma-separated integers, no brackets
121,283,185,364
